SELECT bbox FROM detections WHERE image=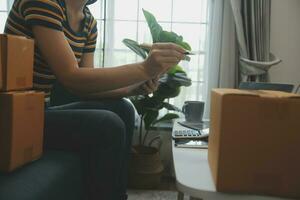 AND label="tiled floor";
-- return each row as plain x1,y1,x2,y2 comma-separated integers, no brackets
127,176,190,200
156,176,177,191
